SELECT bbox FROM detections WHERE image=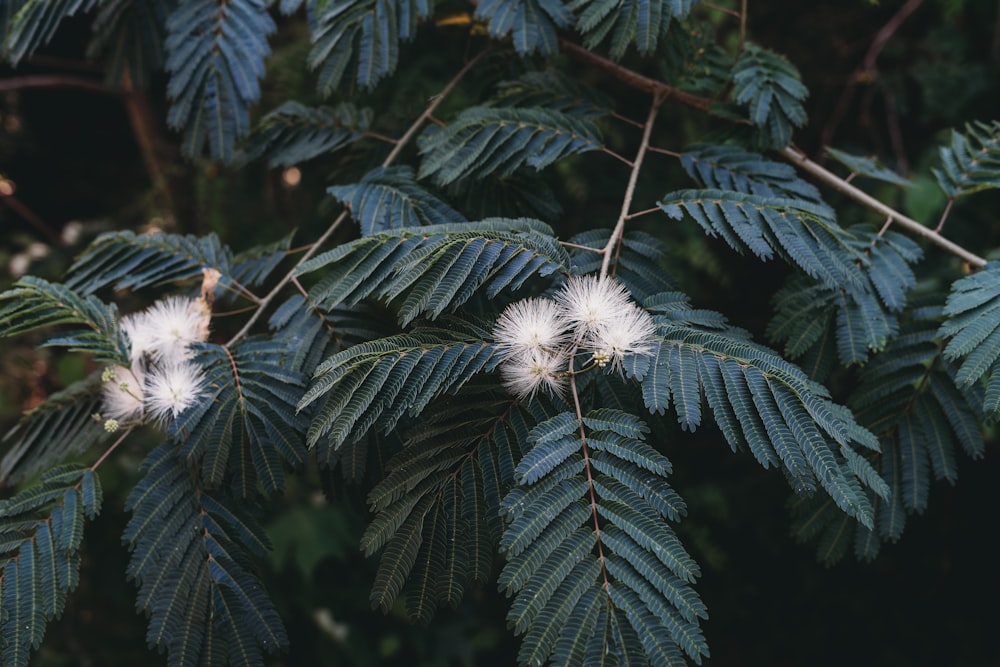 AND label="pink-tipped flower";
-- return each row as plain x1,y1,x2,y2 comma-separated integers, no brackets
144,362,206,425
493,297,570,360
101,364,145,423
500,349,567,399
554,275,635,335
